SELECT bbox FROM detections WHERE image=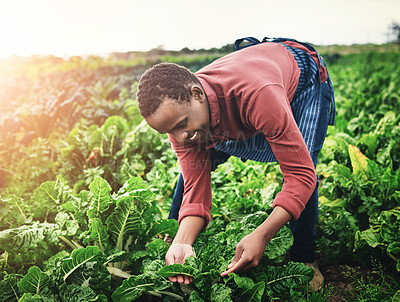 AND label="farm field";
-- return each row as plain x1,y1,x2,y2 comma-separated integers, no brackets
0,43,399,301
